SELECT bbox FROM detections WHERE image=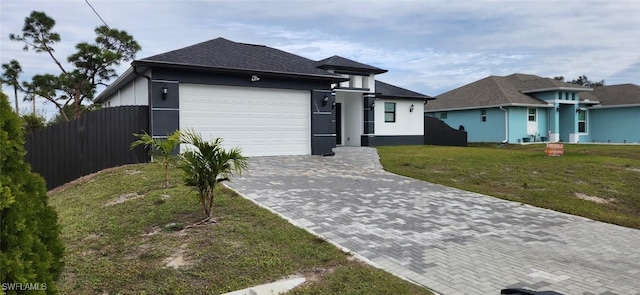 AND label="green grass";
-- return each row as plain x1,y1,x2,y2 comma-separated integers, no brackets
49,162,433,295
377,144,640,229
